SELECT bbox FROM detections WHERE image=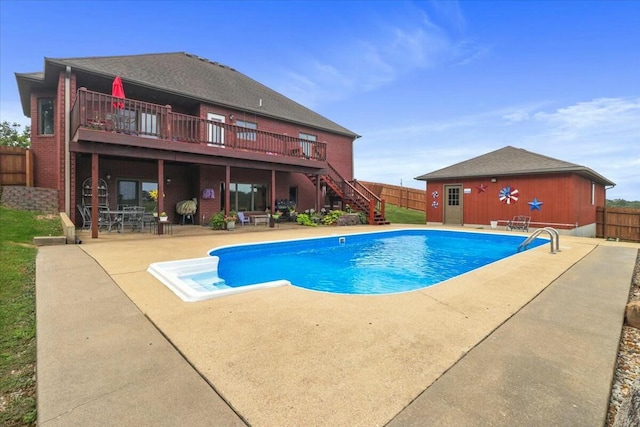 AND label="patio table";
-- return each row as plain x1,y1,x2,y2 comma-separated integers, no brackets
252,215,269,226
104,209,145,233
